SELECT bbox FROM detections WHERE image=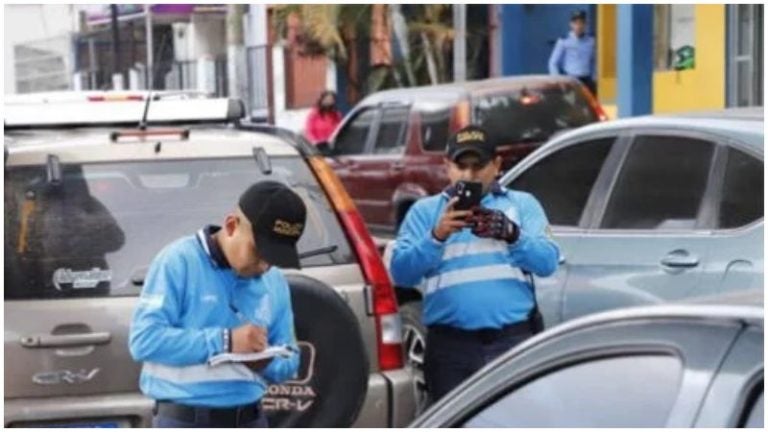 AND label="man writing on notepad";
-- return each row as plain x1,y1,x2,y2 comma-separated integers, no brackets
129,181,305,428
